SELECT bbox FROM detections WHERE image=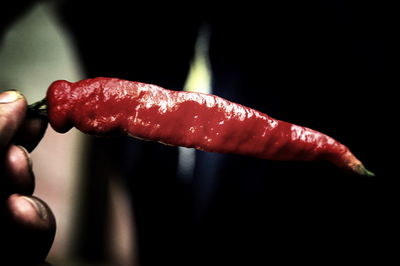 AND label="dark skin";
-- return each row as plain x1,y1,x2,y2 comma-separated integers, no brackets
0,90,56,263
